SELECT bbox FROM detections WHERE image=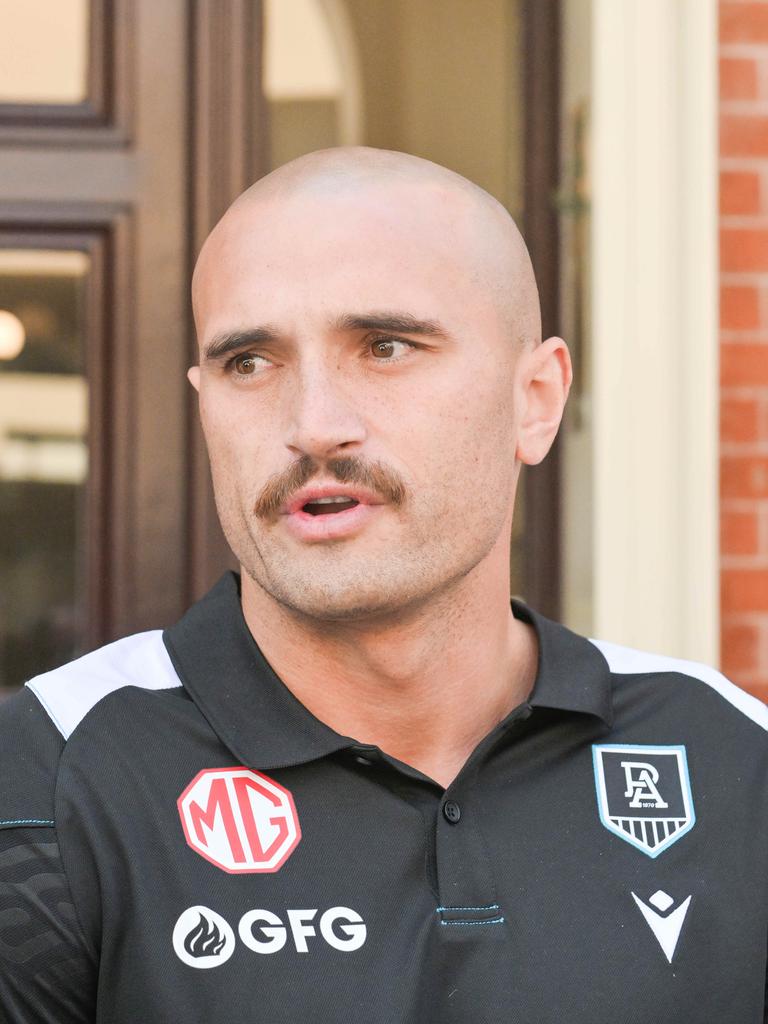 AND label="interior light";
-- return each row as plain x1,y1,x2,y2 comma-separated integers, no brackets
0,309,25,360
